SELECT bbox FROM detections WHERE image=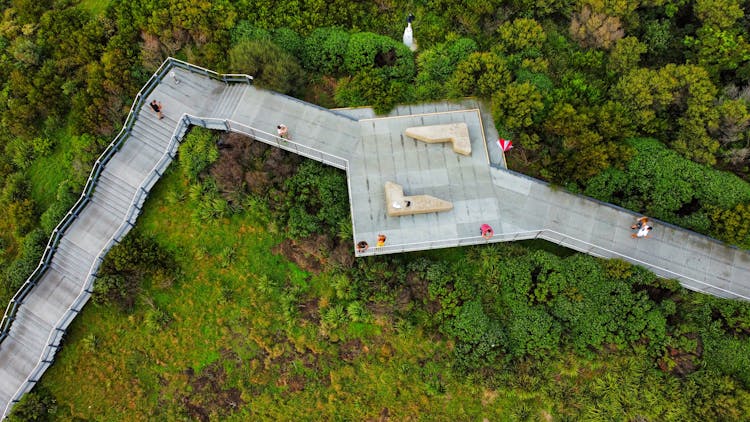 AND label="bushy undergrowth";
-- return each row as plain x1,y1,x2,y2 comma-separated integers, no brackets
93,231,176,311
584,138,750,247
23,141,750,421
